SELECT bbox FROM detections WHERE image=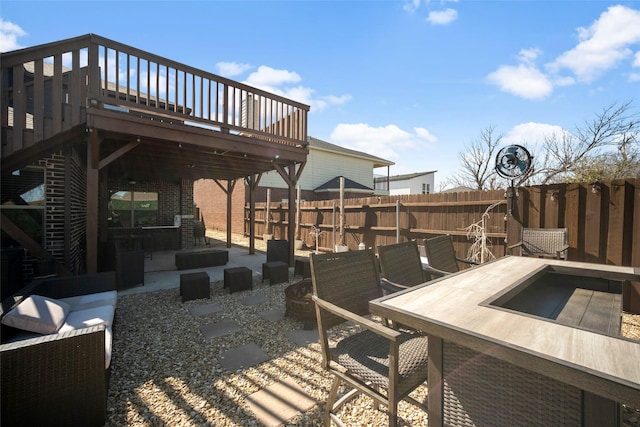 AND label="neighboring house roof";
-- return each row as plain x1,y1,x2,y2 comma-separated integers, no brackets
314,176,373,193
374,171,437,182
308,136,394,168
441,186,476,193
